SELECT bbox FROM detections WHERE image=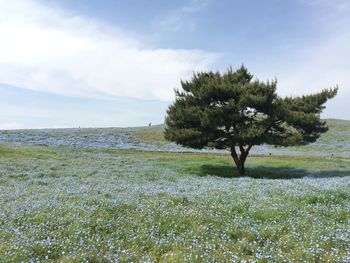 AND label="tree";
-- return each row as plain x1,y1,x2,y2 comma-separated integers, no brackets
164,66,338,176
